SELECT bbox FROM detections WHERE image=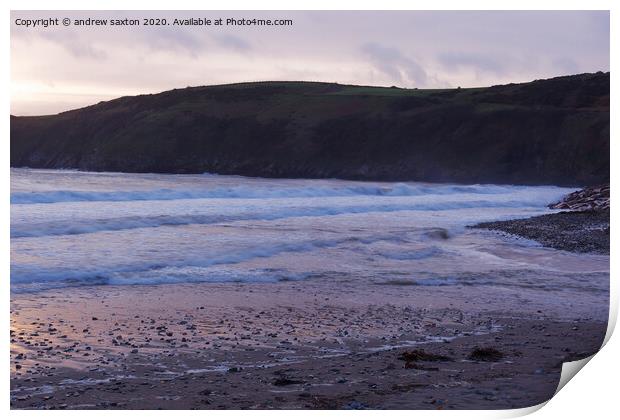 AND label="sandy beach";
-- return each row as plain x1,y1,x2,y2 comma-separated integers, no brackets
10,270,608,409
